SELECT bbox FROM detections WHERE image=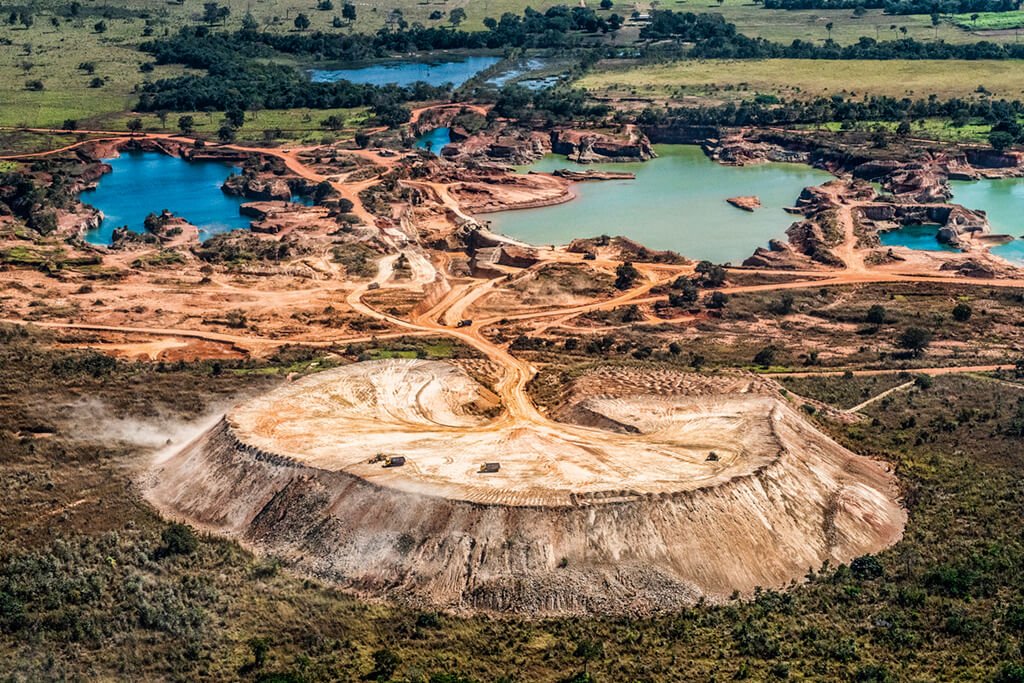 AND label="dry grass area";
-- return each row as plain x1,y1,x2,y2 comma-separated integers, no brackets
579,58,1024,103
